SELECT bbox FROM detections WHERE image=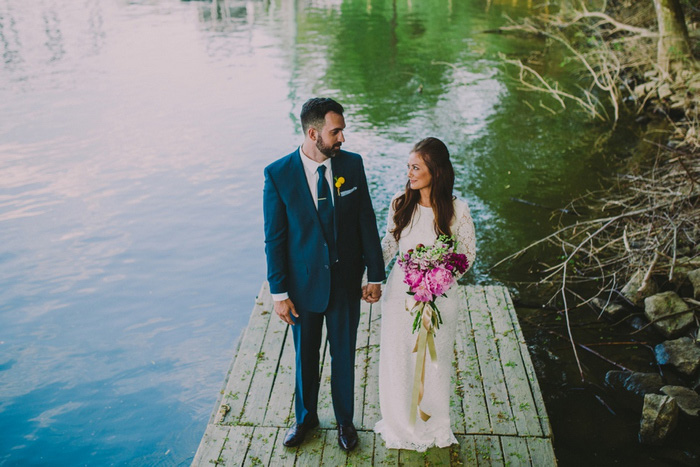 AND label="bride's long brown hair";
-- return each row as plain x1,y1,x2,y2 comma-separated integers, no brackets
391,137,455,242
